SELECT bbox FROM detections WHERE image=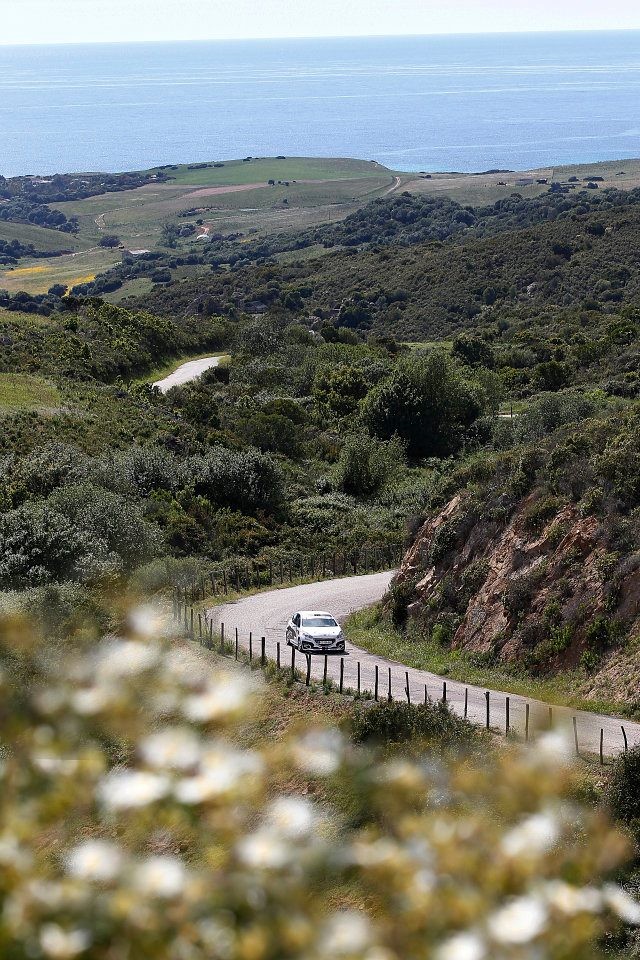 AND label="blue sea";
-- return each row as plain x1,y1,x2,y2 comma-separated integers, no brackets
2,31,640,177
